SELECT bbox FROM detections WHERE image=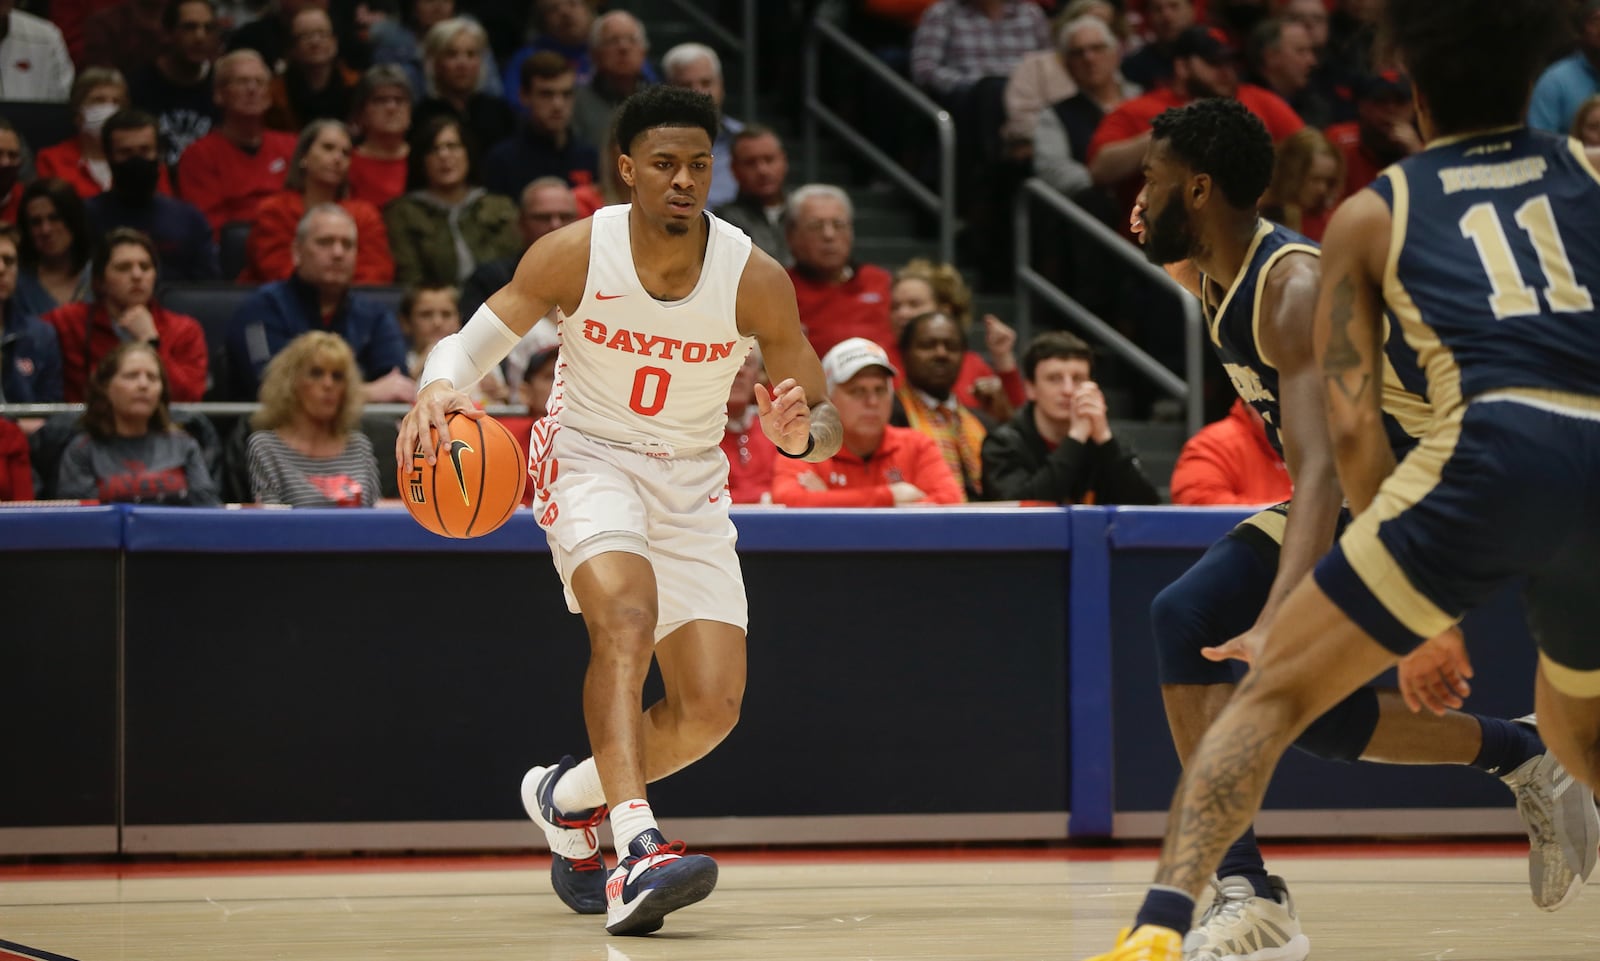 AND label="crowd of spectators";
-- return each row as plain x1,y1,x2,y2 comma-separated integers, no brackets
1,0,1593,508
